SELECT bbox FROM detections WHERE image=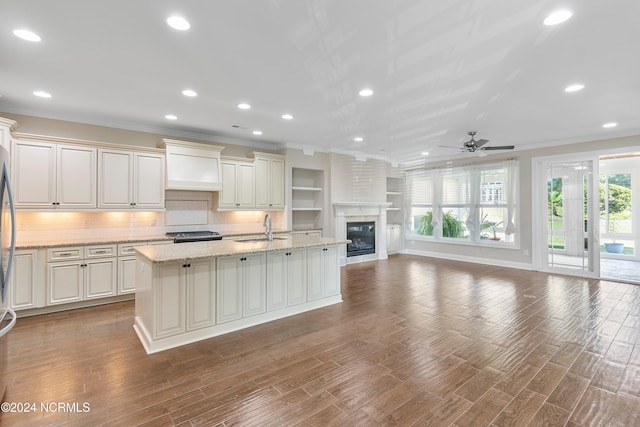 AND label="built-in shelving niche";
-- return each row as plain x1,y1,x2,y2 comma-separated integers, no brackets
291,168,324,232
